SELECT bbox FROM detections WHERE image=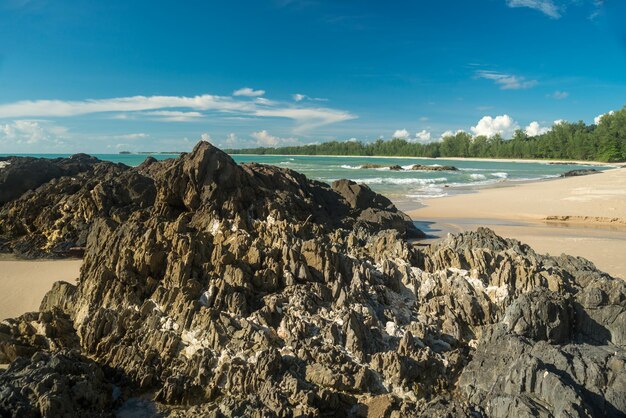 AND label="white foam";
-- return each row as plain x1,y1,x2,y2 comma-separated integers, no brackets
406,193,448,199
470,174,487,180
341,177,448,185
491,172,508,178
0,161,10,169
340,164,361,169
